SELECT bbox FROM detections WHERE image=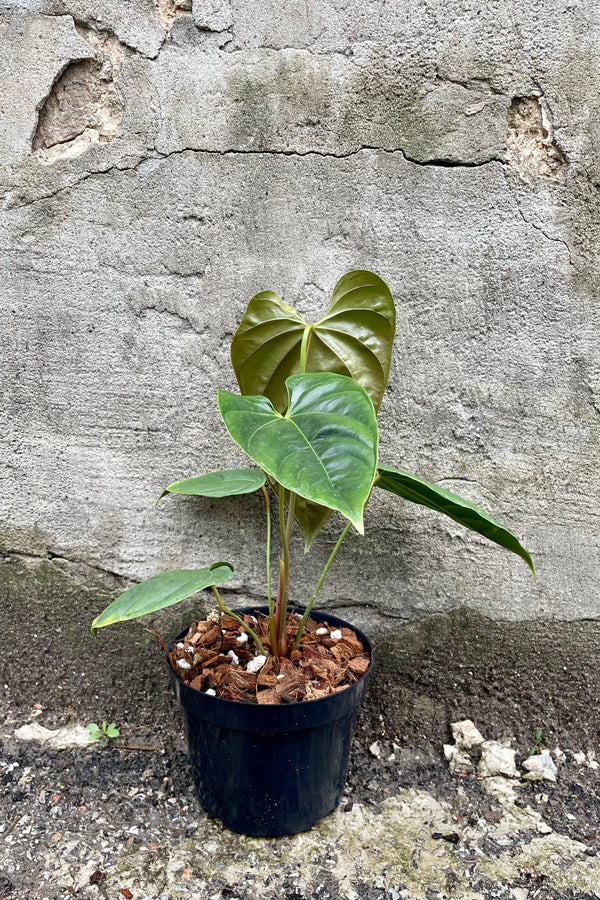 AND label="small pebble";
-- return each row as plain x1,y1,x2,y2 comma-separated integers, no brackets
330,630,342,640
176,659,192,670
247,654,267,674
316,627,328,636
236,633,248,644
369,741,381,758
